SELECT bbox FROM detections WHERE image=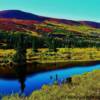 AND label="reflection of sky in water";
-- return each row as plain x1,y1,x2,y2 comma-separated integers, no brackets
0,80,20,96
0,64,100,96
